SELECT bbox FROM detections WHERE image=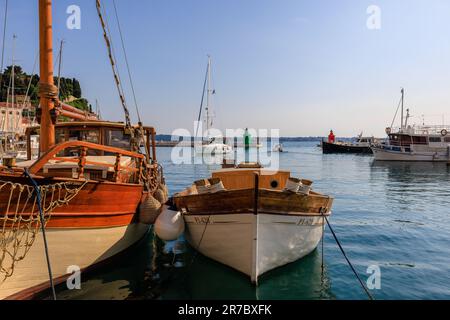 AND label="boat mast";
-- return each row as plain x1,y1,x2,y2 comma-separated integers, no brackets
11,34,15,131
38,0,55,153
400,88,404,132
206,55,211,132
